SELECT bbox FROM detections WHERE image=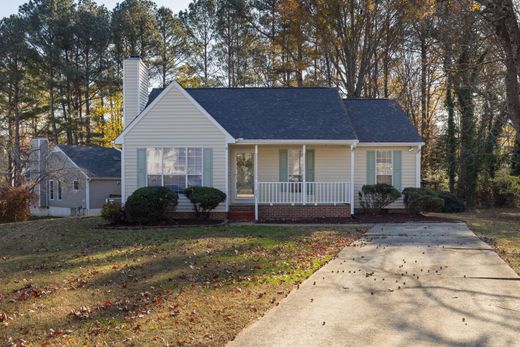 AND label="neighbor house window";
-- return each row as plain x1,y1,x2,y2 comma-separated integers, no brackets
288,149,303,182
49,180,54,200
376,150,392,185
73,180,79,192
57,181,62,200
147,147,203,192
